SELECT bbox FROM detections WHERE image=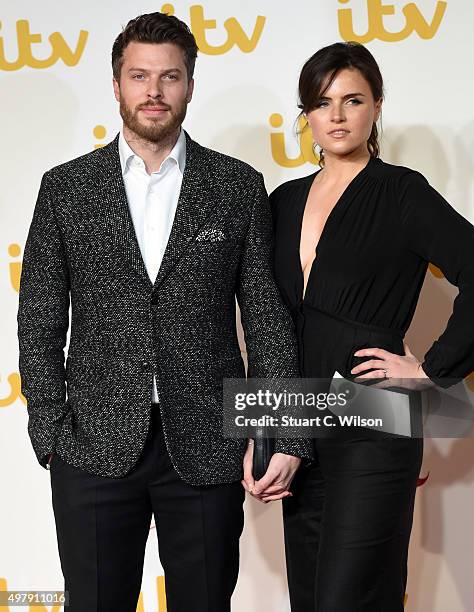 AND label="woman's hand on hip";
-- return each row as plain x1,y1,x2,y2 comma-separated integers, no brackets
351,341,435,390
